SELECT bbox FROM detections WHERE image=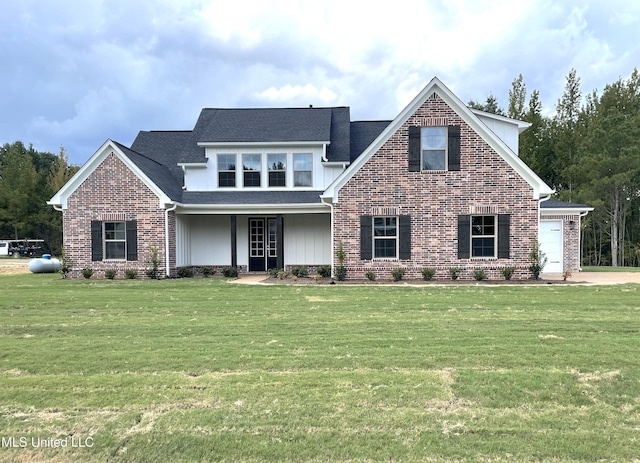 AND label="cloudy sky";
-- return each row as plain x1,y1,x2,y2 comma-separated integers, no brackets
1,0,639,165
